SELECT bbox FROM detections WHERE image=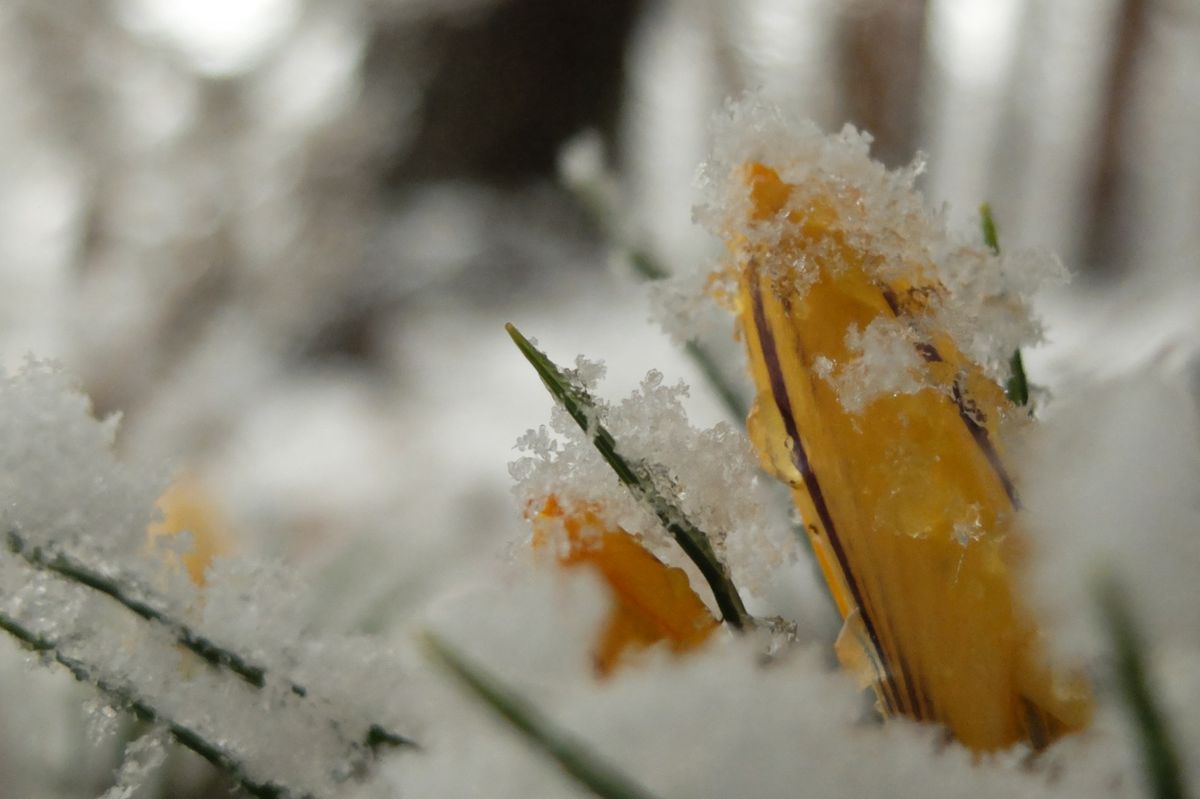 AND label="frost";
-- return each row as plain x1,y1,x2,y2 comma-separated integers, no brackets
99,726,170,799
693,94,1067,384
0,361,414,797
510,367,798,597
395,573,1139,799
815,317,931,414
0,360,168,563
